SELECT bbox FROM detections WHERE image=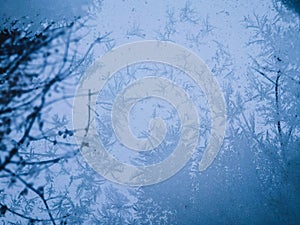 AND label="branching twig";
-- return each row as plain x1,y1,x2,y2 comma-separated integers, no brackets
3,168,57,225
275,72,283,150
